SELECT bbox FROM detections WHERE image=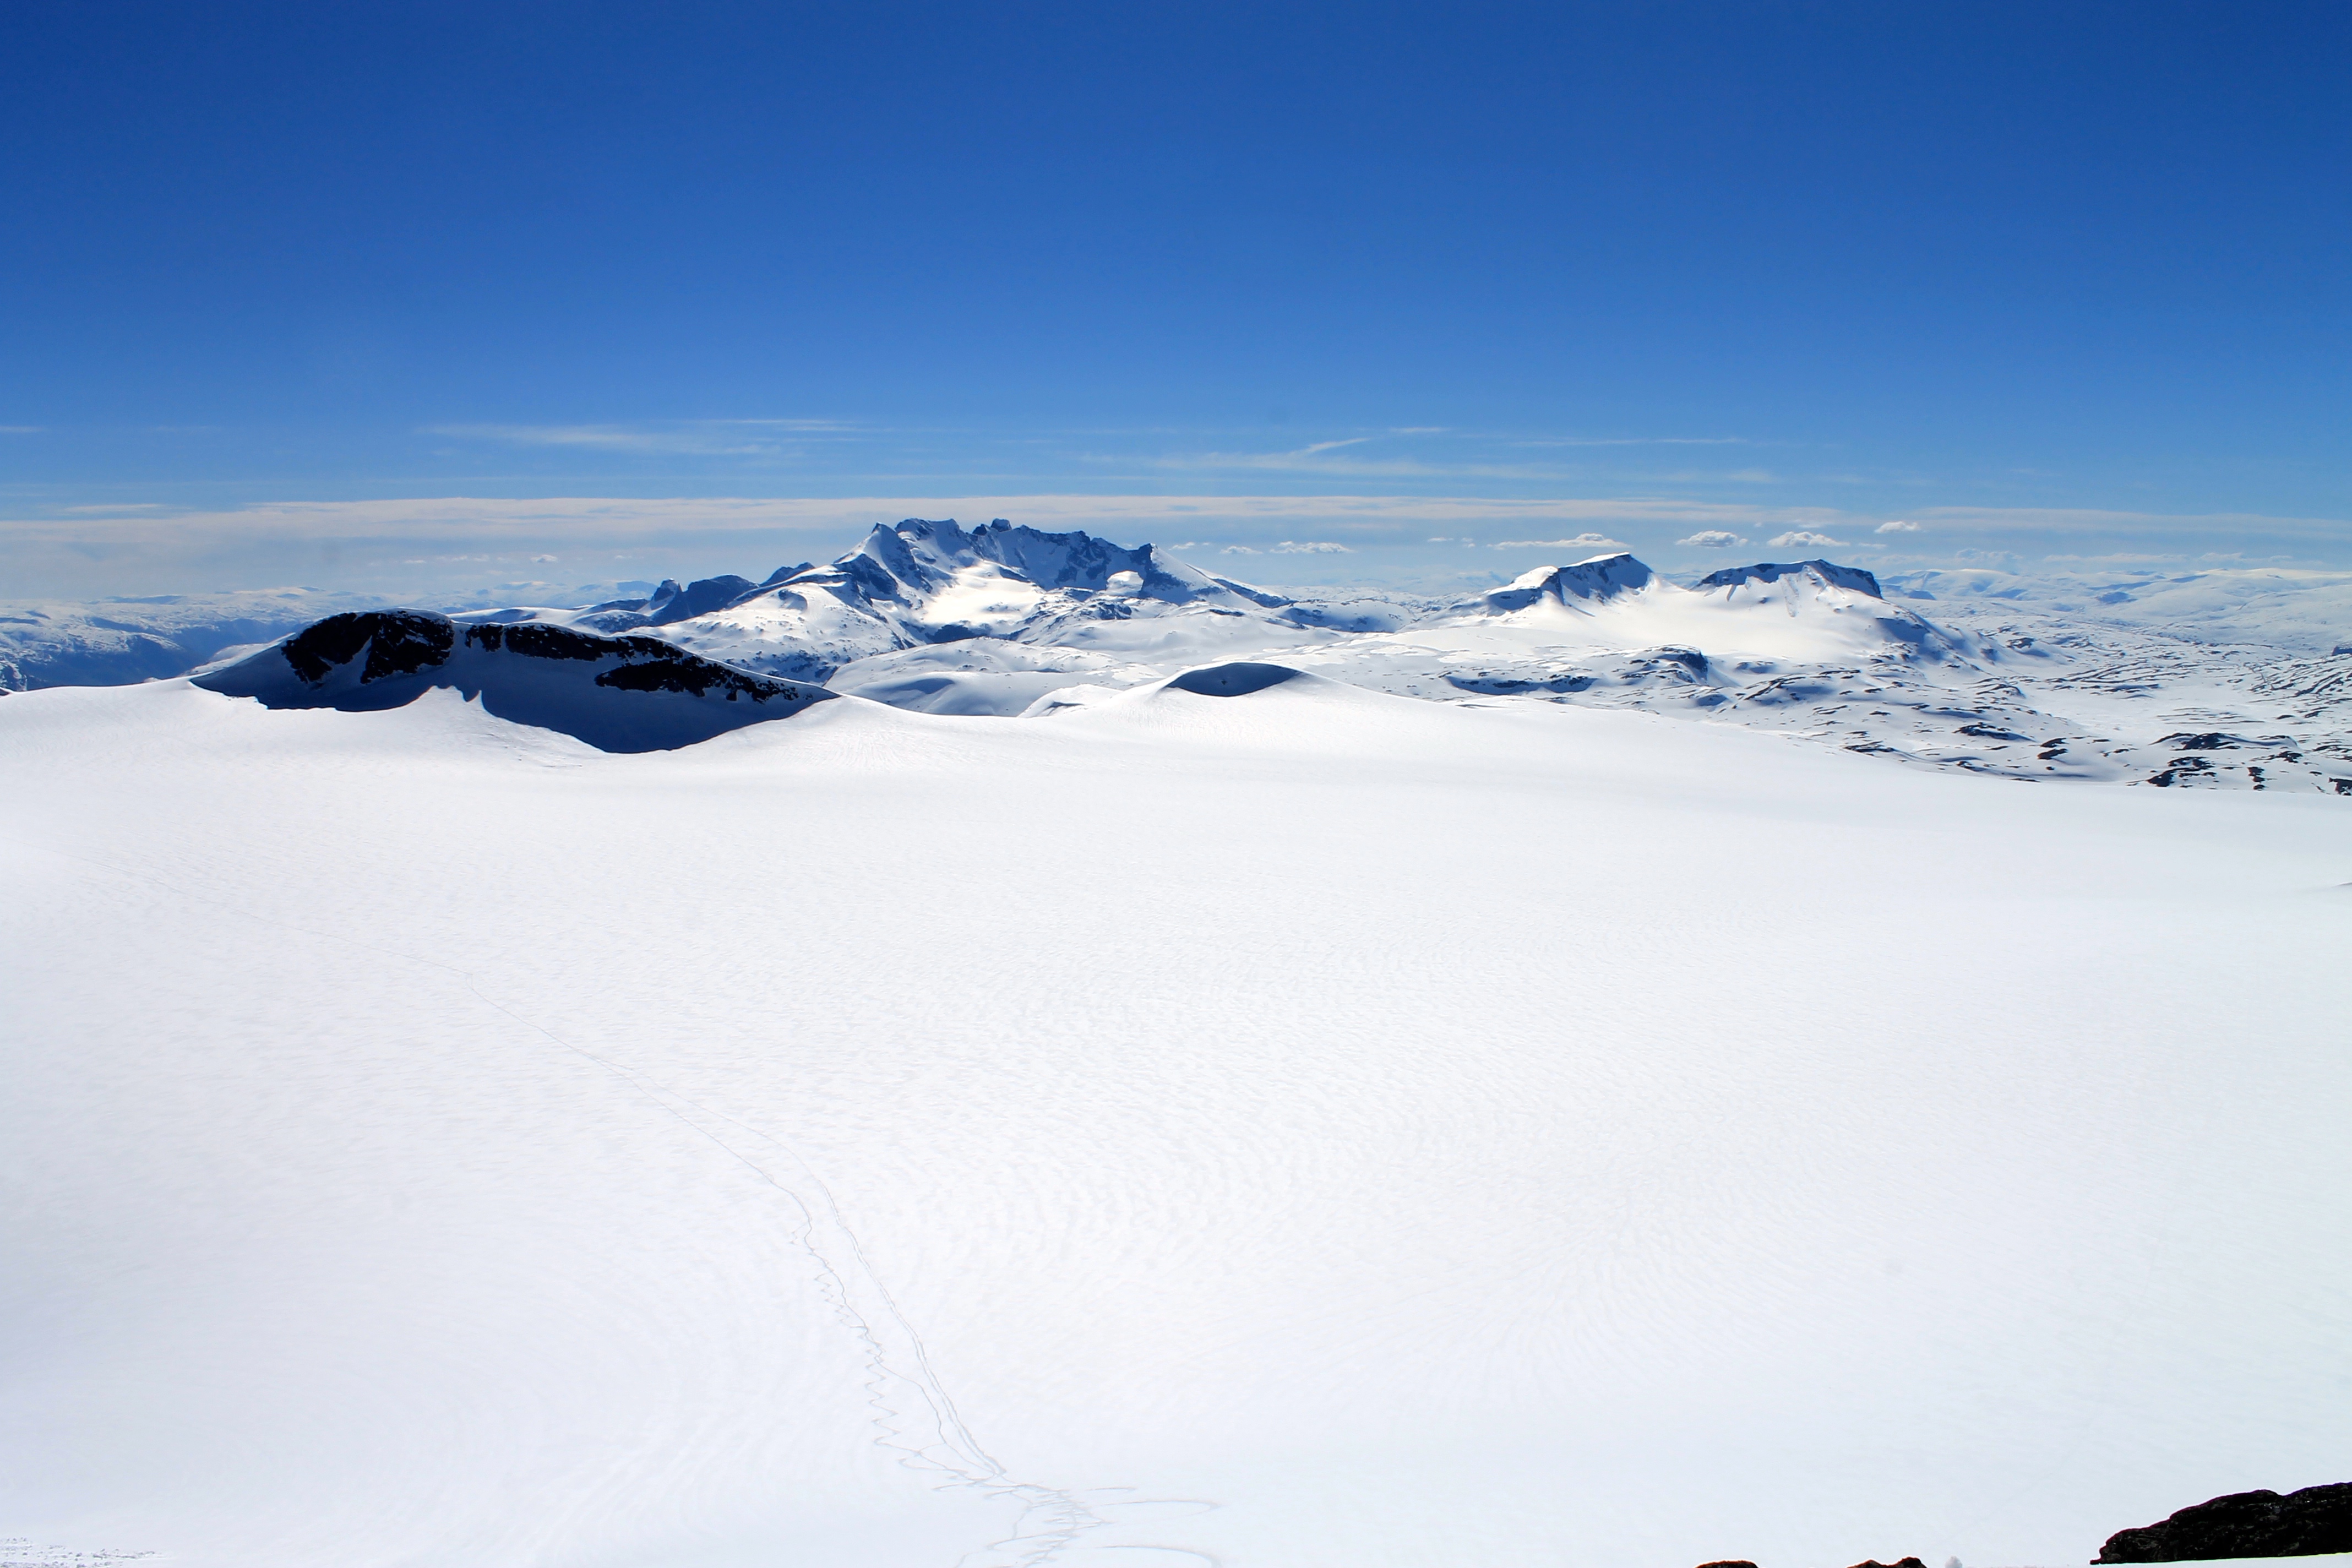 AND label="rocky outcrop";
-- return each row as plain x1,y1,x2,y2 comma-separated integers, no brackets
196,609,834,752
2095,1483,2352,1562
1693,559,1885,599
